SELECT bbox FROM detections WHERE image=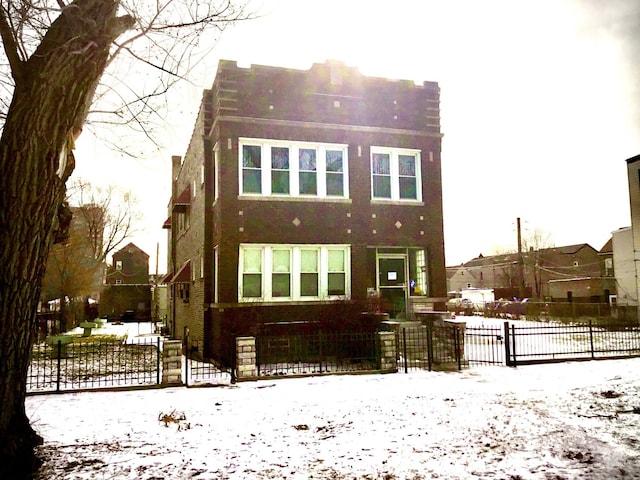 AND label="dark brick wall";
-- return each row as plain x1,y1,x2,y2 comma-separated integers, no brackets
168,60,447,345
